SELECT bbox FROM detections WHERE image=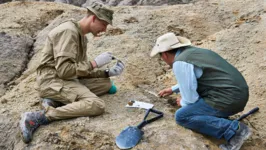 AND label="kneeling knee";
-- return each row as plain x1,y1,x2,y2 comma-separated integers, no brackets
94,106,105,116
175,111,188,126
91,102,105,116
82,99,105,116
